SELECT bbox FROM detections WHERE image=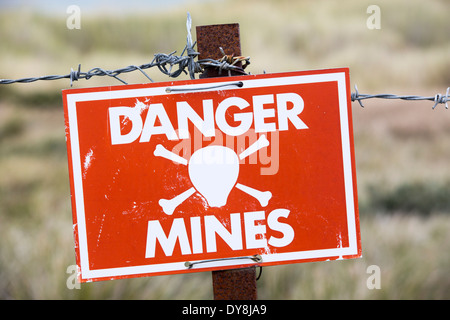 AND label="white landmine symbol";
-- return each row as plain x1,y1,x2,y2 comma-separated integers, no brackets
154,134,272,215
